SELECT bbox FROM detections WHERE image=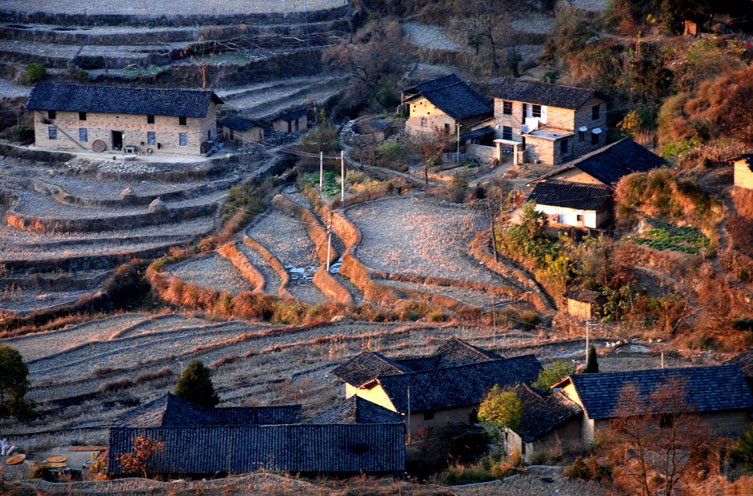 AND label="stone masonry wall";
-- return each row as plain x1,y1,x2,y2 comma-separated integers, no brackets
33,104,217,156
